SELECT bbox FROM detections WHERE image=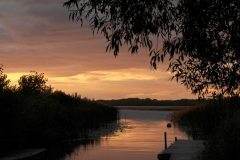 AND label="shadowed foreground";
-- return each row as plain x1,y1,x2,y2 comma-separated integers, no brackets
0,71,118,156
158,140,205,160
